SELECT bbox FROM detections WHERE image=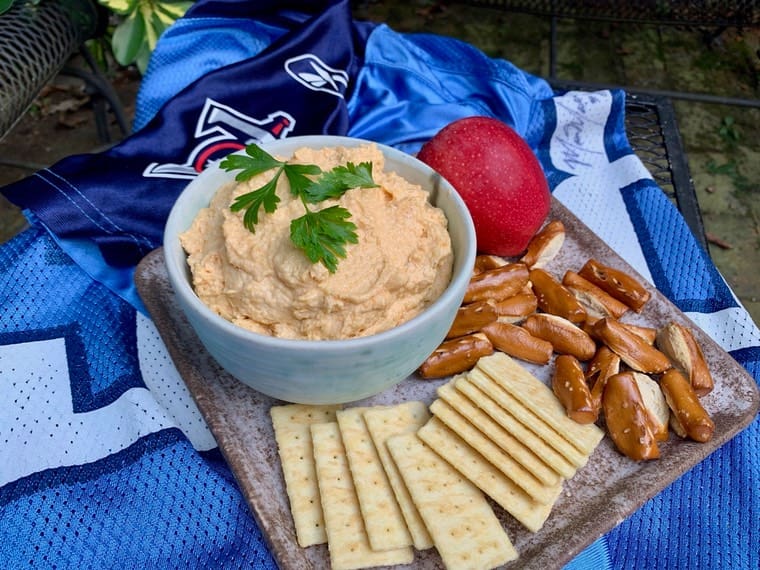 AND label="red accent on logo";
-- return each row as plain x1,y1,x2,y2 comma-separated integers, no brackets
194,141,246,172
271,117,291,137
